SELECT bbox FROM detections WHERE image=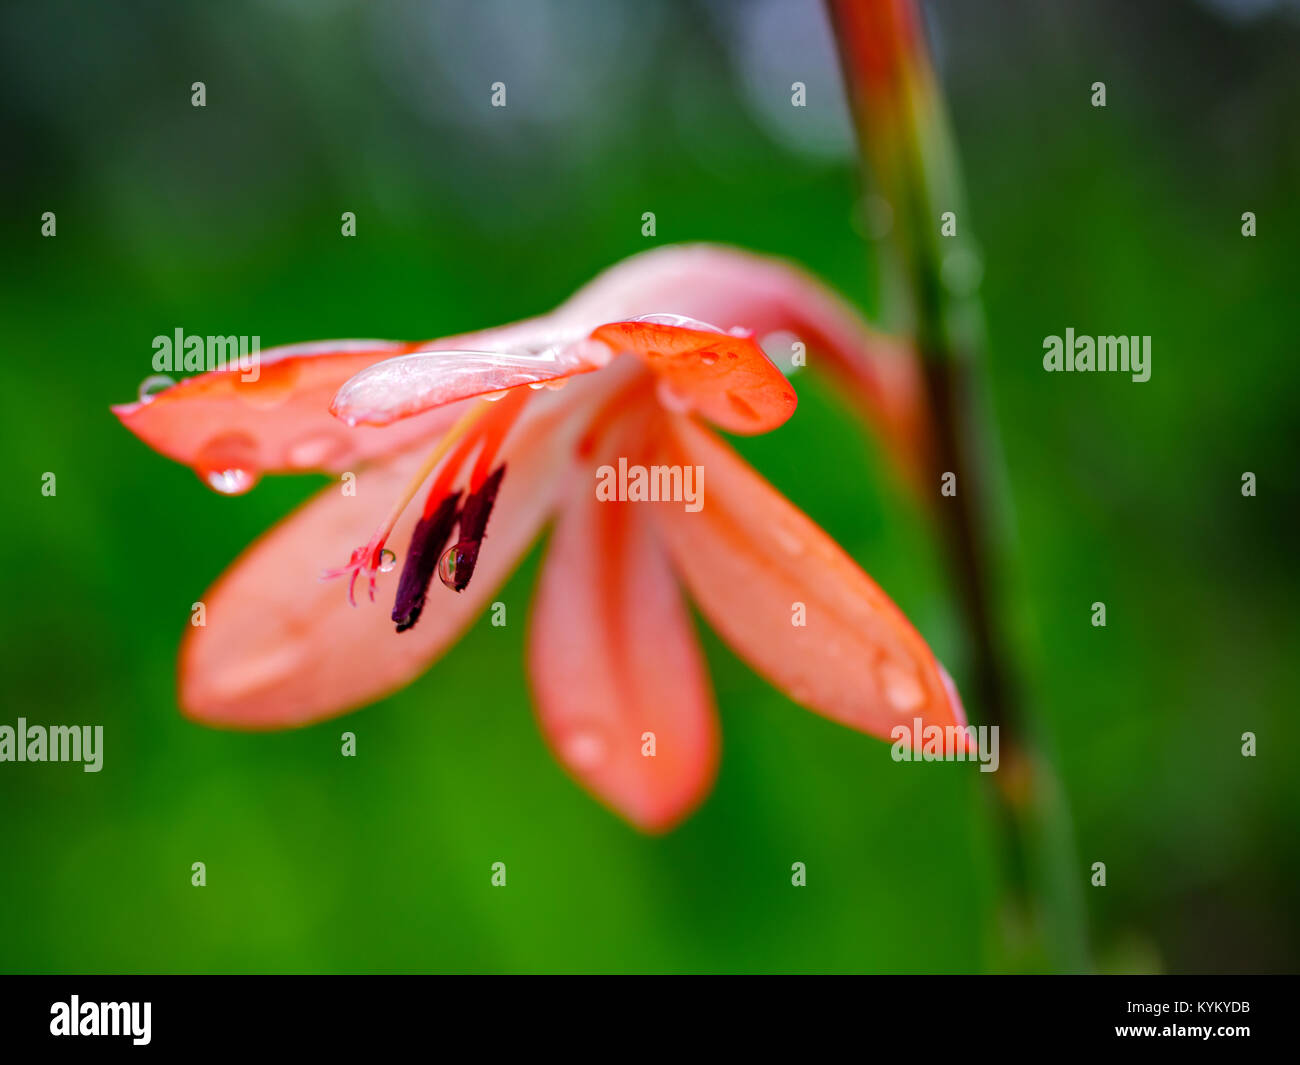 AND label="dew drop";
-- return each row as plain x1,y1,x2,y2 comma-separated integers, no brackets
771,524,804,555
137,374,176,403
437,541,473,589
236,358,299,409
628,313,725,334
699,350,719,366
528,381,547,390
195,432,260,496
481,390,509,402
204,467,259,495
542,377,569,391
879,662,925,712
562,730,606,770
285,432,349,469
378,548,397,573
